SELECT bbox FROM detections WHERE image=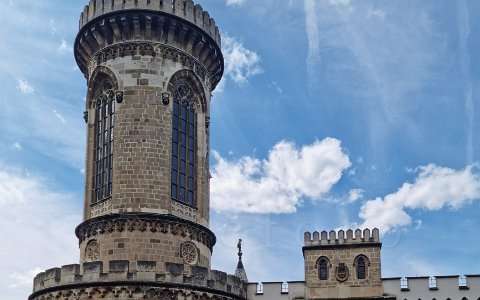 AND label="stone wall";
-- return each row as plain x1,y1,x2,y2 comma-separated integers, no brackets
84,52,211,228
303,229,383,299
383,275,480,300
30,261,247,300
